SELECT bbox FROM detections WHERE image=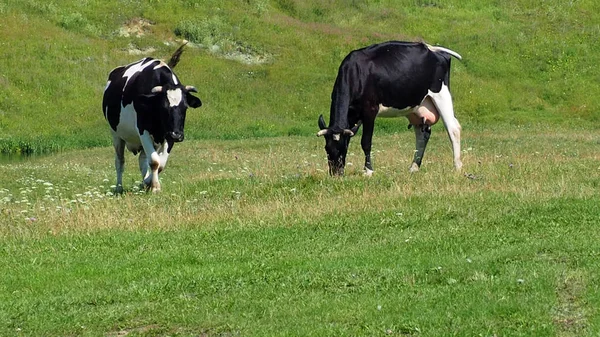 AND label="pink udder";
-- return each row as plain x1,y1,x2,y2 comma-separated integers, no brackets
407,108,439,126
